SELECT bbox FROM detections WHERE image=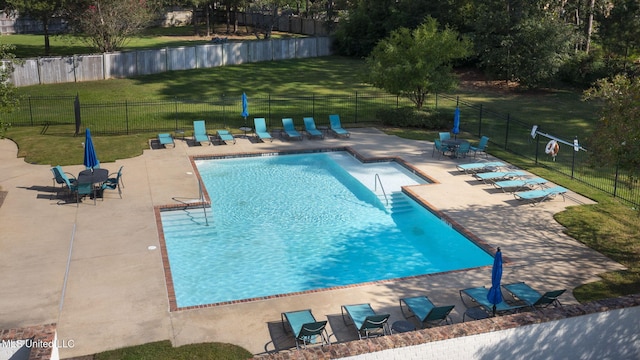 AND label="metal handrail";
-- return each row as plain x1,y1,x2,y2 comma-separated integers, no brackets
374,173,388,206
197,178,209,226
